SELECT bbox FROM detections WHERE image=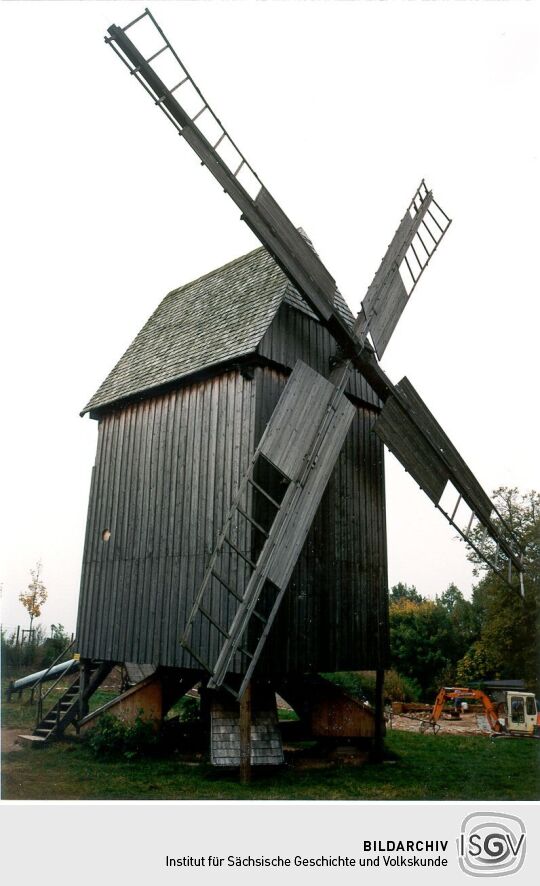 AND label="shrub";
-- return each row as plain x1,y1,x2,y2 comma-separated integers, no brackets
177,695,200,723
86,712,159,760
322,670,421,704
